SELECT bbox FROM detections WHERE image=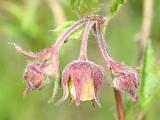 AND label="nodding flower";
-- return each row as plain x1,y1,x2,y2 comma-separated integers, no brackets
12,43,59,95
56,19,105,106
95,19,139,100
56,60,105,106
110,61,139,100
